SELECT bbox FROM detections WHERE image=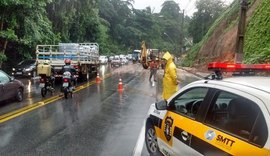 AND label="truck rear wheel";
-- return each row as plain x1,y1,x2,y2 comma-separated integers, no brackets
41,87,47,97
